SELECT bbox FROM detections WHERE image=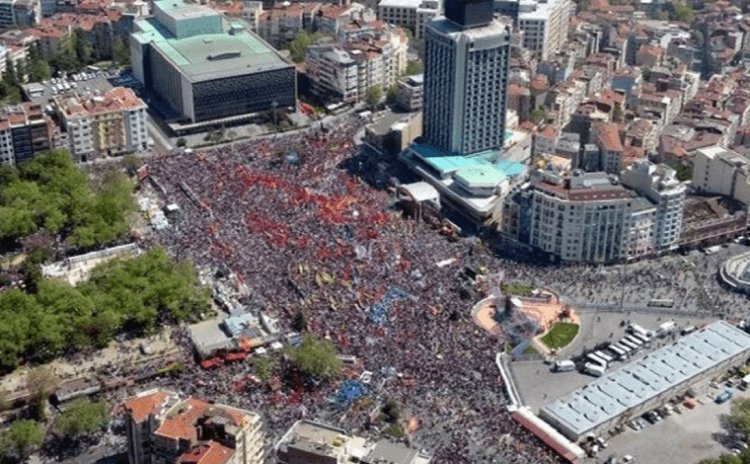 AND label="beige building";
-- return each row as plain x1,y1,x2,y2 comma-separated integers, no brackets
123,389,264,464
517,0,571,61
378,0,441,39
692,145,750,207
55,87,148,162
